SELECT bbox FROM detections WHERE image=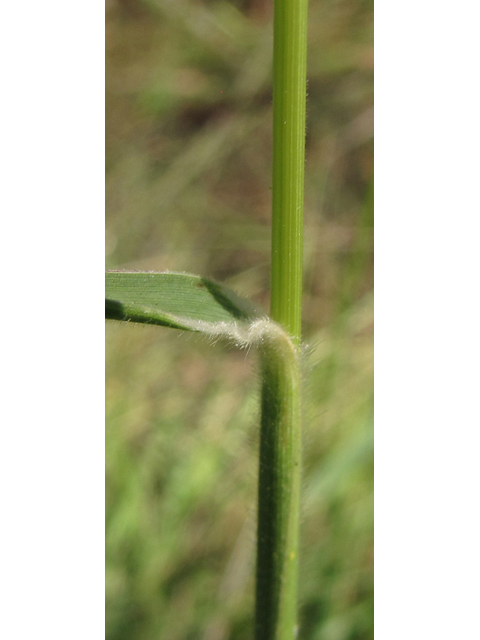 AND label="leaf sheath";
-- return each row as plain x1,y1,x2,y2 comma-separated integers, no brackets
255,332,302,640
